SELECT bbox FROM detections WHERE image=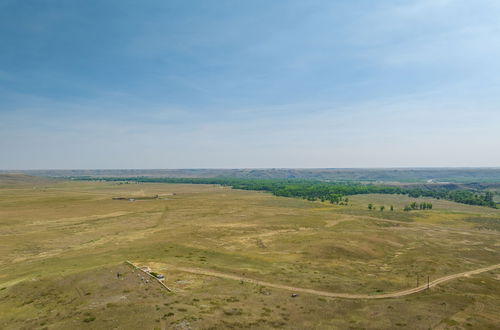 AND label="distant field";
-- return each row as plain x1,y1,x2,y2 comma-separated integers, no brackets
0,174,499,329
